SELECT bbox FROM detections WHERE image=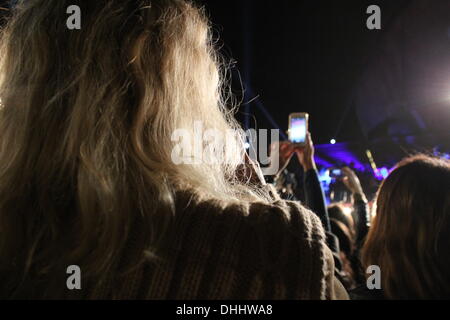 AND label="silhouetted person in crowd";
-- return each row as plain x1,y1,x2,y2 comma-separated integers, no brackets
0,0,347,299
328,204,357,289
